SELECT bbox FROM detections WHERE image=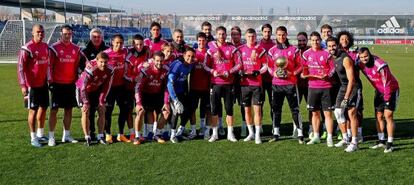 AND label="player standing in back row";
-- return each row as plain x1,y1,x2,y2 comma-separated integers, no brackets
48,25,81,146
17,24,50,147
